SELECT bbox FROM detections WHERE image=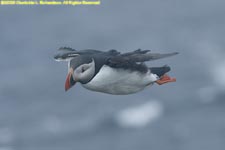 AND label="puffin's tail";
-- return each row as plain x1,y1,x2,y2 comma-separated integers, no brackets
150,65,171,77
